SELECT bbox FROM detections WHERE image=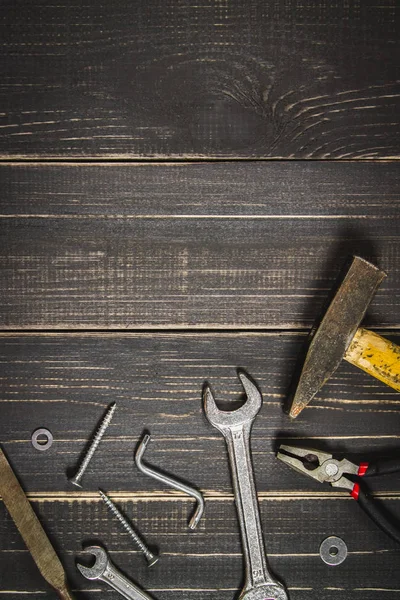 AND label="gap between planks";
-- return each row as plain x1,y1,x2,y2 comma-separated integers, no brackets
2,490,400,502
